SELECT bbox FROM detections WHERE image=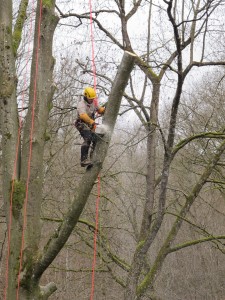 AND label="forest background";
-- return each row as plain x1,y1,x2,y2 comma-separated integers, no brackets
1,0,225,299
